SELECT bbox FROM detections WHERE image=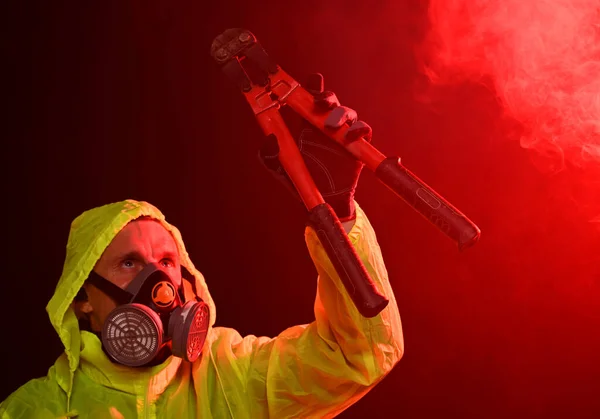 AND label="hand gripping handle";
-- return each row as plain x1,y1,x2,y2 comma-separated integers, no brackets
285,86,481,250
257,108,389,318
